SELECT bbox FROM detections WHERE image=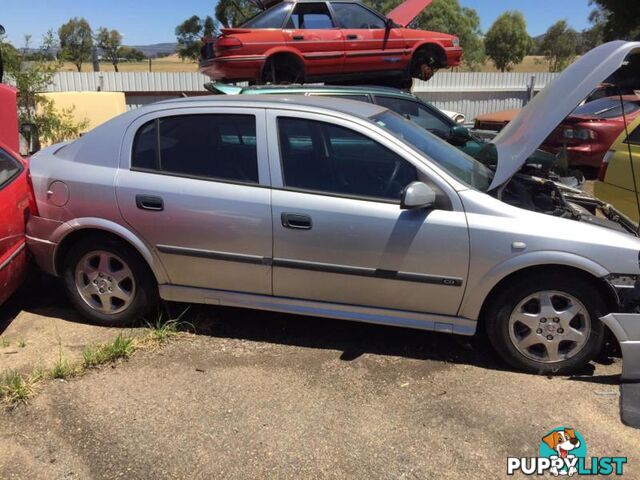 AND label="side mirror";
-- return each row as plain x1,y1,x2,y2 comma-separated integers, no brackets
20,123,41,156
450,125,471,141
400,181,436,210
